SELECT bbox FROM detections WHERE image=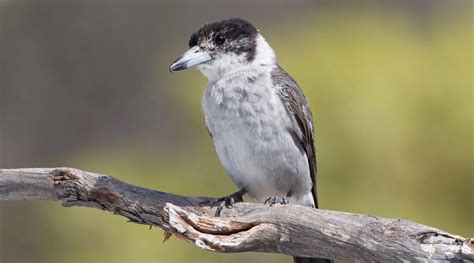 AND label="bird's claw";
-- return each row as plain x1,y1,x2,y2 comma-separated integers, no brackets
211,191,244,217
264,196,290,206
